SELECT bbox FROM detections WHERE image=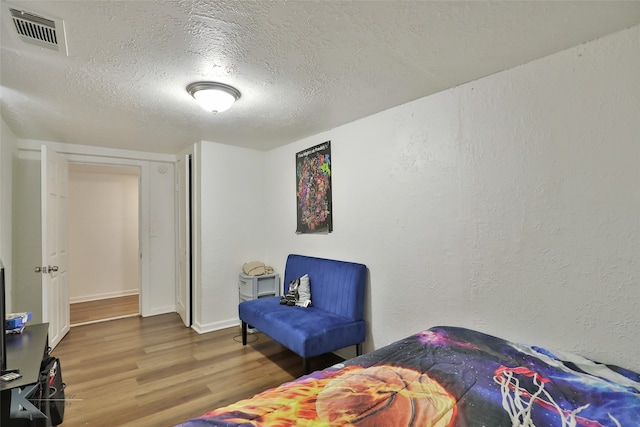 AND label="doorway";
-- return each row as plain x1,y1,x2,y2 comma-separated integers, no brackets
67,163,141,325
